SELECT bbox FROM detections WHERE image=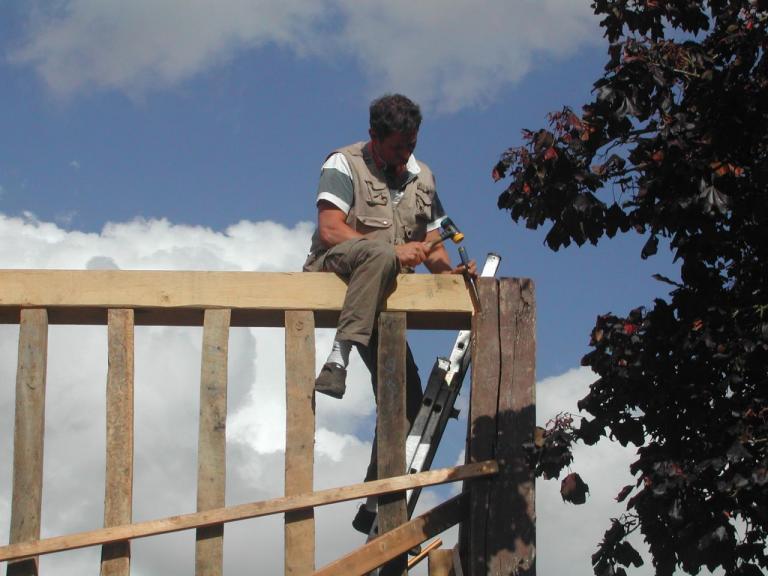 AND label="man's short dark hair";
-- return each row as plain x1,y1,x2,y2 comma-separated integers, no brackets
369,94,422,138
